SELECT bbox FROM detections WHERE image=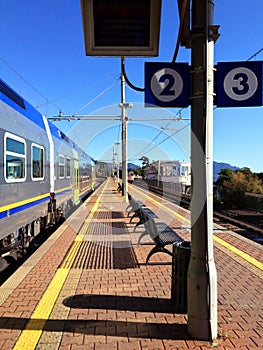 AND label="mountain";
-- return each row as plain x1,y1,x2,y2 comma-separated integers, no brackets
127,163,139,170
213,161,240,182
